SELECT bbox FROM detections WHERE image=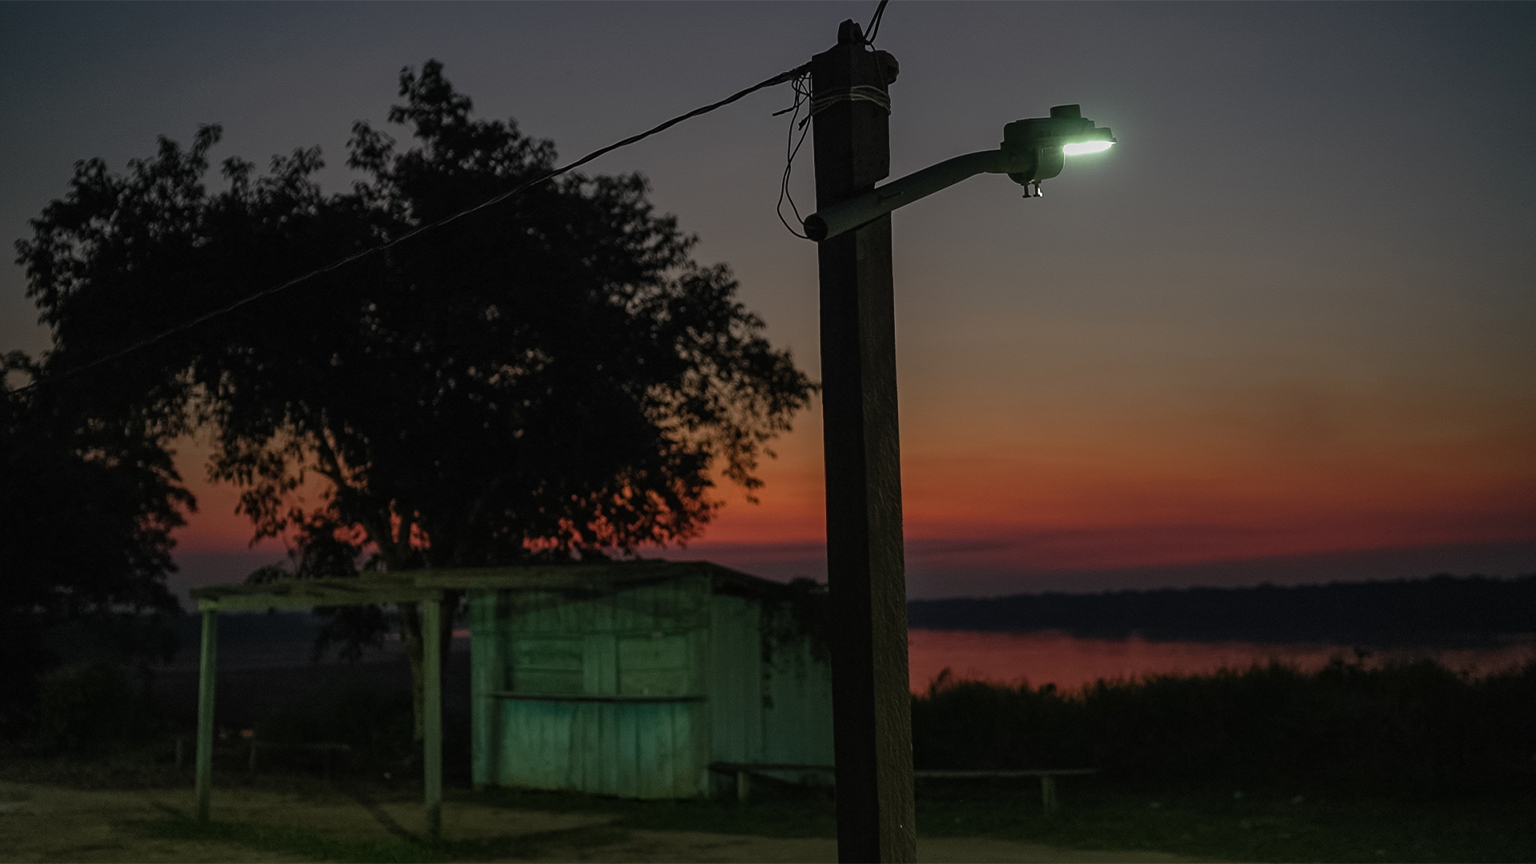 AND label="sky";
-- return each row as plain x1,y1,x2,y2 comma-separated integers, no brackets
3,2,1533,601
